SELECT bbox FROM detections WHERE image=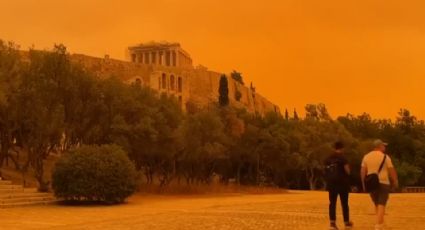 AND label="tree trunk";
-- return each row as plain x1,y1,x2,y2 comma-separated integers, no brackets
0,130,9,167
256,153,260,185
33,157,49,192
306,167,316,190
236,163,242,185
